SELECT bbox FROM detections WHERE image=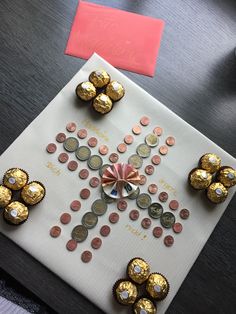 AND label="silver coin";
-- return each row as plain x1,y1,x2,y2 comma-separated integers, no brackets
145,133,159,147
88,155,103,170
160,212,176,228
71,225,88,242
101,190,115,204
75,146,91,161
136,193,152,209
136,143,151,158
128,154,143,169
63,137,79,152
99,164,111,177
82,212,98,229
127,187,140,200
148,203,163,219
91,199,108,216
